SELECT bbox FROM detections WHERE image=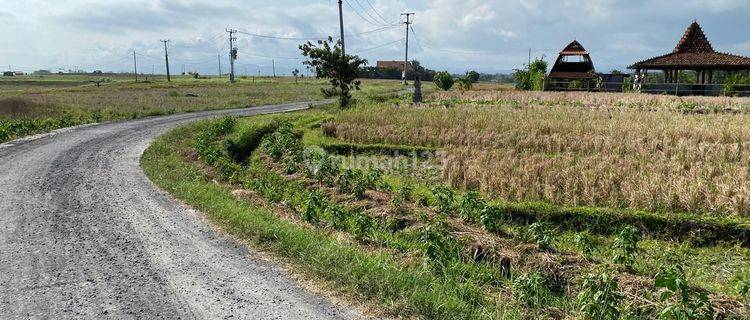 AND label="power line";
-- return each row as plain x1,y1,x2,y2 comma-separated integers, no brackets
361,0,399,25
354,38,405,53
344,0,393,27
234,25,399,42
